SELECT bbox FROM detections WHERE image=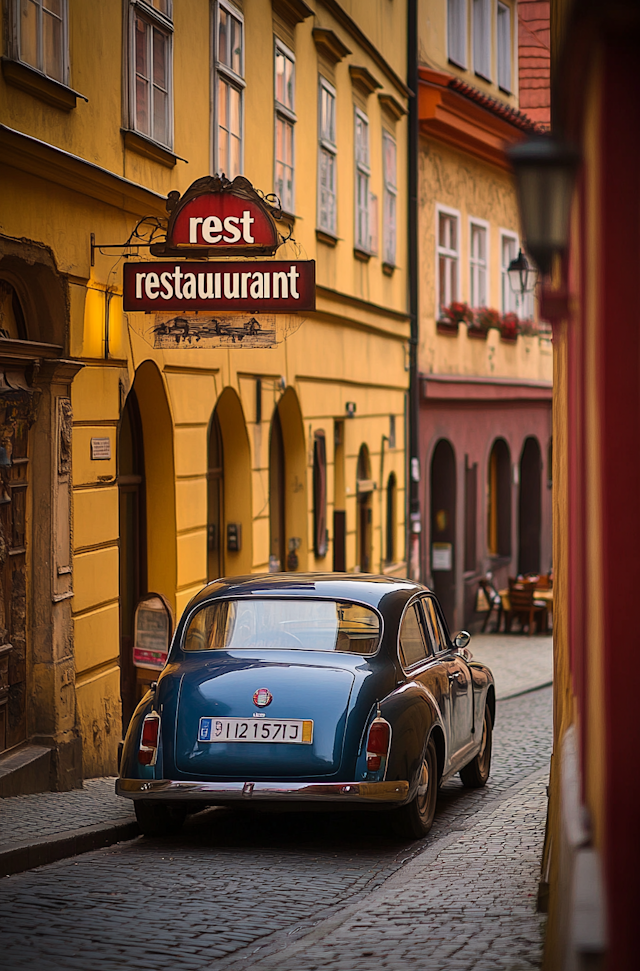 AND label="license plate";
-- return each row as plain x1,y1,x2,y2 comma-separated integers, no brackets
198,717,313,744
